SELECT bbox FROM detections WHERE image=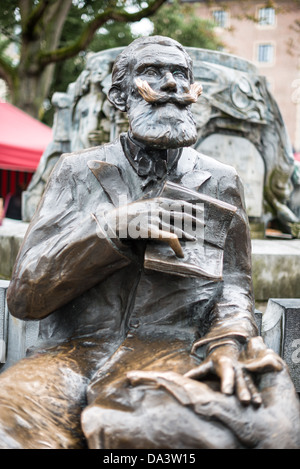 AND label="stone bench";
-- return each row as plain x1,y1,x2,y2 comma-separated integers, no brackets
0,280,299,391
0,280,39,372
263,299,300,392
